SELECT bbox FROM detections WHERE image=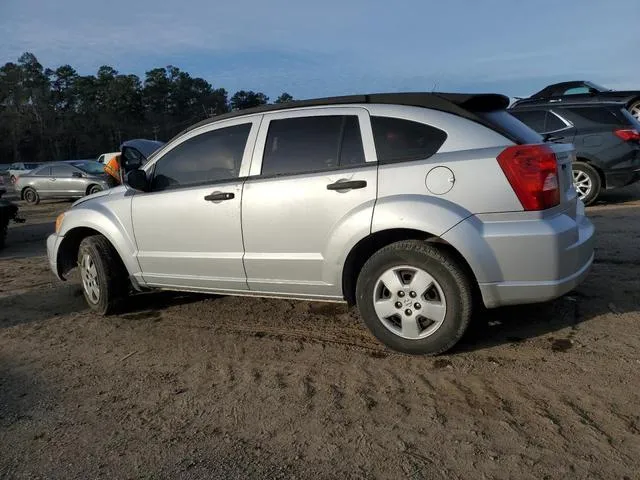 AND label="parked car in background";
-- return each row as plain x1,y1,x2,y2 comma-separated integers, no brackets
510,101,640,205
8,162,41,184
96,152,119,164
511,80,640,121
47,92,594,355
15,161,110,205
0,164,11,175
